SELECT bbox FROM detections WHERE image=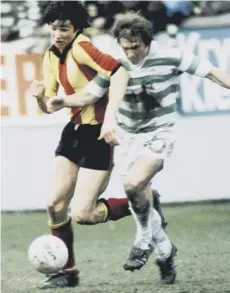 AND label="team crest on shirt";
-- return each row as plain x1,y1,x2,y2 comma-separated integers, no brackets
145,138,166,153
